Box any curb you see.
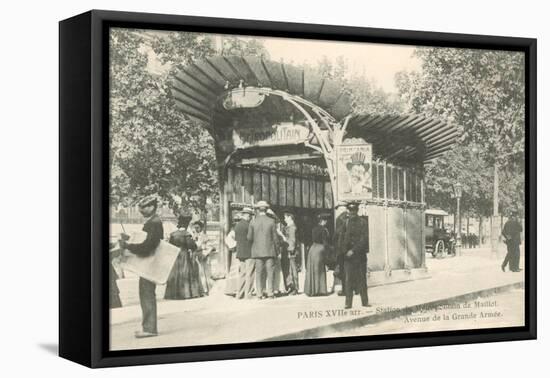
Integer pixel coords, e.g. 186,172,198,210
260,281,524,341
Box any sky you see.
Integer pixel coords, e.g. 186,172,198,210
261,37,421,94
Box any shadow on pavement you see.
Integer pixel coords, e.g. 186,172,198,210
38,343,58,355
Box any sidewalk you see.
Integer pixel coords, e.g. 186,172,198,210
110,247,525,350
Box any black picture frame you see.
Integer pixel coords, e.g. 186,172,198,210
59,9,537,368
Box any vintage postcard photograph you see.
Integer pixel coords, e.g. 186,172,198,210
108,28,526,351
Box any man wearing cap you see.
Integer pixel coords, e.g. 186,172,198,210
339,202,369,309
235,207,255,299
333,201,349,295
247,201,278,299
119,195,164,338
501,210,523,272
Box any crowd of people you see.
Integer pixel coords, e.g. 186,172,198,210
221,200,370,310
112,195,216,338
461,233,480,249
111,195,372,338
223,201,331,299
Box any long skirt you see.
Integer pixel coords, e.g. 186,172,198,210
304,243,328,296
164,250,206,299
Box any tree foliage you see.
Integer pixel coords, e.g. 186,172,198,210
316,55,404,114
396,47,525,215
424,145,493,217
109,30,271,217
396,48,525,164
110,29,217,215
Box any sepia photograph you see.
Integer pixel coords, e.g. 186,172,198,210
107,27,526,352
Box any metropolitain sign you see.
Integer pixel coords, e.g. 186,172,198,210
232,123,310,149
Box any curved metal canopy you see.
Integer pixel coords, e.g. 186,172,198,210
171,55,457,163
346,113,458,162
171,55,352,124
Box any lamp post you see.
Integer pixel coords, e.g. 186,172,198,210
454,183,463,256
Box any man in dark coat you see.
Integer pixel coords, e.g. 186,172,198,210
339,202,369,309
119,195,164,338
501,210,523,272
247,201,278,299
235,207,255,299
333,202,349,295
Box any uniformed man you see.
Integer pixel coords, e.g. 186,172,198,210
501,209,523,272
333,201,349,295
339,202,369,309
119,195,164,338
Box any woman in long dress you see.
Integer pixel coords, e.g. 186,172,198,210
192,220,213,294
164,216,205,299
304,214,329,296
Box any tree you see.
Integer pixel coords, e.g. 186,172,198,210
220,36,270,58
109,29,218,216
396,48,524,162
424,145,493,217
316,55,404,115
396,47,525,216
109,30,272,219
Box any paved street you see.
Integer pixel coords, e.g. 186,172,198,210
110,246,525,351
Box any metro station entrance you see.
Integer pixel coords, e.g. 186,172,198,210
172,55,457,286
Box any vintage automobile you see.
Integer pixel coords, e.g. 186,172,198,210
425,209,456,257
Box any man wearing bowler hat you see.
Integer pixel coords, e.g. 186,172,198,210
247,200,278,299
119,195,164,338
339,202,370,309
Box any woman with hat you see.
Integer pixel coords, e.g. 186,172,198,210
304,214,330,296
191,219,213,294
164,215,205,300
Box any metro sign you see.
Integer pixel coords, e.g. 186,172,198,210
232,123,310,149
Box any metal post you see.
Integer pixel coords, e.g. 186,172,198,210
491,162,500,258
384,161,390,276
403,170,409,269
456,195,462,256
453,183,463,257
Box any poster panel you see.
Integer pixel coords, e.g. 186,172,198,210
336,144,373,202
